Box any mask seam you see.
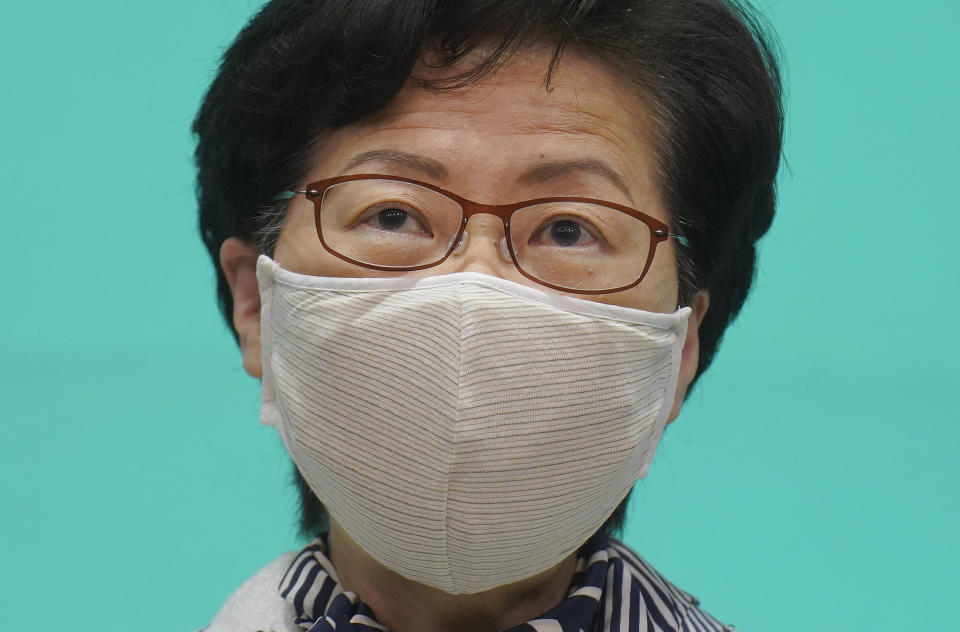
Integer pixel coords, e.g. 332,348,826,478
439,282,463,591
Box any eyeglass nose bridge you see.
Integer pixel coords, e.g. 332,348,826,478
444,191,561,274
447,200,519,263
447,197,528,267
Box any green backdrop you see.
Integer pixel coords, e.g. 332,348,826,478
1,1,957,629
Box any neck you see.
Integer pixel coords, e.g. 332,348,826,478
327,520,578,632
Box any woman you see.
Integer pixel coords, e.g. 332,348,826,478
194,1,782,630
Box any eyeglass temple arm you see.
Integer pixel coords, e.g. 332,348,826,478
278,189,307,200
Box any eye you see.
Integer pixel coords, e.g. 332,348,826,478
358,202,432,237
374,207,410,231
548,220,584,247
529,216,601,249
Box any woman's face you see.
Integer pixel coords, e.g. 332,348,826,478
224,46,705,421
274,47,680,314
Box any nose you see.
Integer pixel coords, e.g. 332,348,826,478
441,213,520,280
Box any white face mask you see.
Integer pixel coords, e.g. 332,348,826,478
256,255,690,594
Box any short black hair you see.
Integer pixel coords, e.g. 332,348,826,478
194,0,783,538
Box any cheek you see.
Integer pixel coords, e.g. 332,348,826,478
275,203,393,279
593,246,679,313
645,249,681,310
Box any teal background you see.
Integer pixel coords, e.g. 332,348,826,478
1,1,957,629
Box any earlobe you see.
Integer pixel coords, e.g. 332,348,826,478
220,237,263,379
666,291,709,425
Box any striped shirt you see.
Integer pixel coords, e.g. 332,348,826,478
277,534,733,632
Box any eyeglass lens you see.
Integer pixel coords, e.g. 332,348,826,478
318,179,652,292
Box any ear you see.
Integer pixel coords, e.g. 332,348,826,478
666,291,709,425
220,237,263,379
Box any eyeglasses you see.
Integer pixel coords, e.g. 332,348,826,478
283,174,686,294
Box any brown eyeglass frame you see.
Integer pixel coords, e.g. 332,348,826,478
287,173,679,294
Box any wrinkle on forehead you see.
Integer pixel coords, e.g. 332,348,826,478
355,78,655,167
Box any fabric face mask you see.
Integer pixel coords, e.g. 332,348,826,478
256,255,690,595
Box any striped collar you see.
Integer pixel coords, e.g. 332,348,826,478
278,534,732,632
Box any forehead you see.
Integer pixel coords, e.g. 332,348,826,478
389,47,651,137
309,47,662,211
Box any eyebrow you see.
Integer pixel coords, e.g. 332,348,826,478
517,159,633,202
342,149,448,180
341,150,632,201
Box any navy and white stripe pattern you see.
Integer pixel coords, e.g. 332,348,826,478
278,535,732,632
